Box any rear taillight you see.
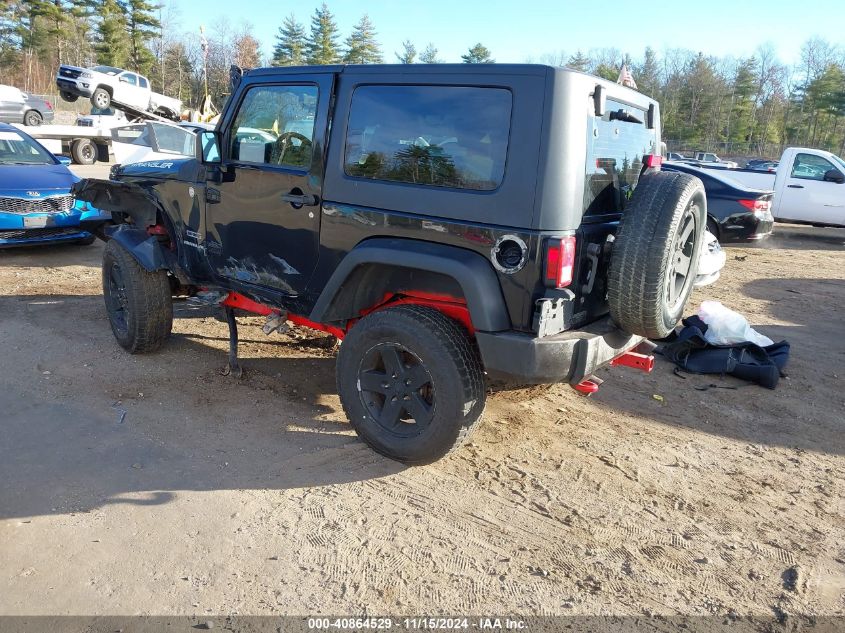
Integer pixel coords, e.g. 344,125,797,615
644,154,662,168
45,101,53,110
545,236,577,288
739,198,771,216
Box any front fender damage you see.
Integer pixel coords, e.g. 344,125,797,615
72,178,159,228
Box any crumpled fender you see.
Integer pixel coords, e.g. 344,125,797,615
72,179,159,228
105,224,170,272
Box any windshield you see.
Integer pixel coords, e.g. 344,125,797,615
90,106,116,116
0,129,56,165
92,65,121,75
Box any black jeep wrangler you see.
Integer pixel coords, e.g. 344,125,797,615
75,64,706,464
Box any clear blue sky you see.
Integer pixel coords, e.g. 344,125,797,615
170,0,844,66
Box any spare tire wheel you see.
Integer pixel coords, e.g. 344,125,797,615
607,171,706,339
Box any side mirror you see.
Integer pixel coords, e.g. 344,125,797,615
823,168,845,184
55,155,72,166
196,130,221,164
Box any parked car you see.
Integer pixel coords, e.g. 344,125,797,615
690,147,845,227
0,123,106,247
663,161,774,241
0,84,55,126
56,64,181,120
745,158,779,171
667,151,687,161
76,106,128,128
693,151,739,168
75,64,710,464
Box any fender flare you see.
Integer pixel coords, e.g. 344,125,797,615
105,225,170,272
309,238,511,333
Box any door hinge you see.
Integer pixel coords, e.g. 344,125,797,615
206,187,221,204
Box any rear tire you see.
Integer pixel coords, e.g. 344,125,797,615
91,87,111,110
102,239,173,353
71,138,96,165
607,171,706,339
24,110,43,126
336,305,486,465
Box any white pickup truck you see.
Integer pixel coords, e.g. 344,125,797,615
56,65,181,121
692,151,739,168
693,147,845,227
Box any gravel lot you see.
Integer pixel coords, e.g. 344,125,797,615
1,164,843,627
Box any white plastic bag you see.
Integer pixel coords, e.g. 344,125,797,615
697,301,774,347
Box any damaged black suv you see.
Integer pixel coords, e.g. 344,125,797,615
75,64,706,464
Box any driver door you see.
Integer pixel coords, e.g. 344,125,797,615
778,152,845,225
205,75,332,297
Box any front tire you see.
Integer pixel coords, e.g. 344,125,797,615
71,138,96,165
337,305,486,465
91,87,111,110
607,171,706,339
102,240,173,353
60,91,78,103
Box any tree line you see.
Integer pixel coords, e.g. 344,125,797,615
1,1,843,158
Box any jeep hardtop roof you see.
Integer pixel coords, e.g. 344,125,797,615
233,64,659,232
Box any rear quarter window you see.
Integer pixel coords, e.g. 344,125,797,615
584,98,657,216
344,85,512,191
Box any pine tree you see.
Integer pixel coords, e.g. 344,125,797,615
419,43,440,64
306,2,340,65
395,40,415,64
122,0,159,74
566,50,590,72
636,47,661,98
343,14,381,64
272,14,306,66
95,0,130,68
461,43,493,64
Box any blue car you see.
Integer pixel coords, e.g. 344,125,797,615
0,122,106,247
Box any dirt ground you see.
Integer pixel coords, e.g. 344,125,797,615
1,190,843,626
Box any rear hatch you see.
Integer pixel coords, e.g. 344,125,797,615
572,95,660,327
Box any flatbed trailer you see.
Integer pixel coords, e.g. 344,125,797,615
13,98,178,165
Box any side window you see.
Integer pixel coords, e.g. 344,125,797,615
344,85,512,191
791,153,835,181
149,123,193,155
120,73,138,86
139,77,148,89
228,84,318,168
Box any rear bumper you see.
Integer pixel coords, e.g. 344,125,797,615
476,316,645,385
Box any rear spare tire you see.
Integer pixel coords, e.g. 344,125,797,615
336,305,486,465
102,239,173,353
607,171,706,339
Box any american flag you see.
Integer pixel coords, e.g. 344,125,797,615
617,64,637,89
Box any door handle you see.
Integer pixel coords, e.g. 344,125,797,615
787,184,804,188
281,192,319,207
